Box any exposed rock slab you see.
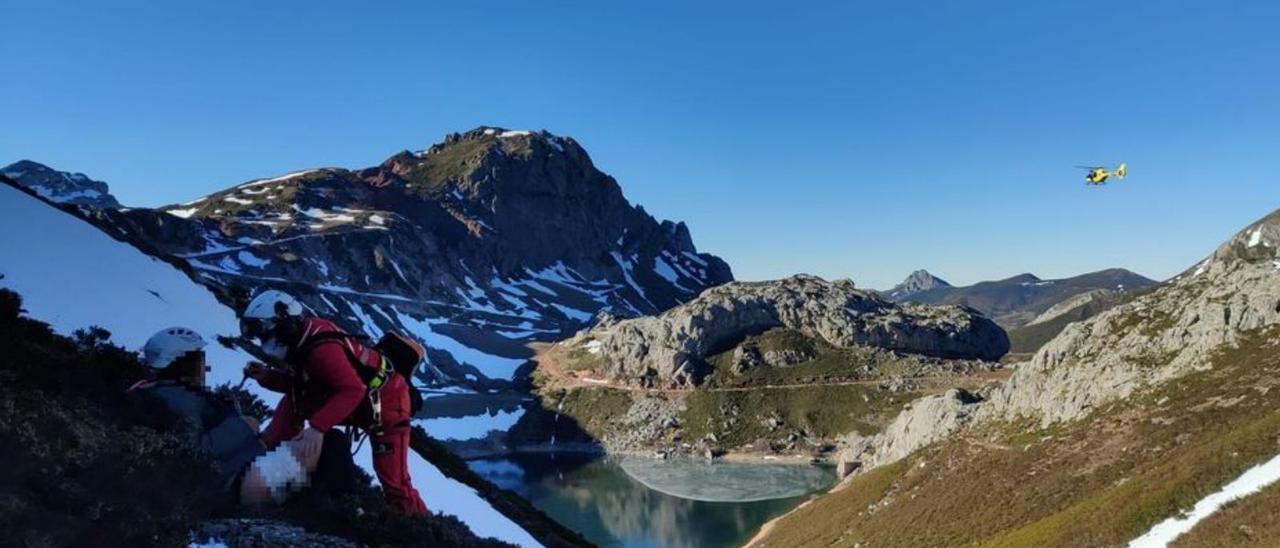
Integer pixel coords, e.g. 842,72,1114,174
579,274,1009,385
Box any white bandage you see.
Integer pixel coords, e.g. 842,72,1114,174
253,446,307,503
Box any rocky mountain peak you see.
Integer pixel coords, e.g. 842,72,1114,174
887,269,950,298
47,127,732,388
1,160,121,208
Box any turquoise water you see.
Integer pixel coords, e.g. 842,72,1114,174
467,453,835,548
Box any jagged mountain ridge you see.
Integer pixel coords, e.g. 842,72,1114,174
887,267,1158,328
3,127,732,388
2,159,121,208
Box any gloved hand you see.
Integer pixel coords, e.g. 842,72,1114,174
244,361,270,382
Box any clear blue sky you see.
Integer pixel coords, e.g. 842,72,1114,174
3,1,1278,289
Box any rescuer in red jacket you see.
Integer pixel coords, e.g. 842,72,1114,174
240,290,426,515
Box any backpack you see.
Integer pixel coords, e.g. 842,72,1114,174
374,332,427,416
297,329,427,417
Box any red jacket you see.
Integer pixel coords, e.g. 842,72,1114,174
258,318,374,437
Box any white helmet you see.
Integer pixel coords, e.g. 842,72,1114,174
142,327,207,370
241,289,305,340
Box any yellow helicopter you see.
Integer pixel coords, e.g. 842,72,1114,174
1077,163,1126,185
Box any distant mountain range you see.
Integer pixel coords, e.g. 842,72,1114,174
2,127,732,389
883,268,1158,329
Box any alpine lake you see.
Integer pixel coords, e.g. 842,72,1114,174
466,452,836,548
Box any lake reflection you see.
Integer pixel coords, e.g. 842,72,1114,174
467,453,835,548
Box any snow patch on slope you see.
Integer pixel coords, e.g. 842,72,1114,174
0,184,271,402
1130,451,1280,546
392,308,528,379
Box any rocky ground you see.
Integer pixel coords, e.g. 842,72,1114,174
191,520,362,548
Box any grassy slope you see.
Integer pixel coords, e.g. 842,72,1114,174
757,325,1280,547
403,139,492,192
1174,482,1280,546
681,385,906,447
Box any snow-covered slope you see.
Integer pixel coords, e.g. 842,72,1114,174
0,183,540,547
0,183,255,391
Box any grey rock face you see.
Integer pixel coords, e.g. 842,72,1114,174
837,388,982,476
2,160,121,208
886,269,951,299
579,274,1009,385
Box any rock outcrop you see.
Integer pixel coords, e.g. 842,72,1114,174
836,388,983,477
579,274,1009,385
2,159,121,208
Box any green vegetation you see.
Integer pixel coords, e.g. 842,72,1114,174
0,302,220,547
0,288,533,547
758,325,1280,547
560,344,609,374
681,384,908,448
553,387,637,439
753,328,817,355
1174,481,1280,546
405,139,492,191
